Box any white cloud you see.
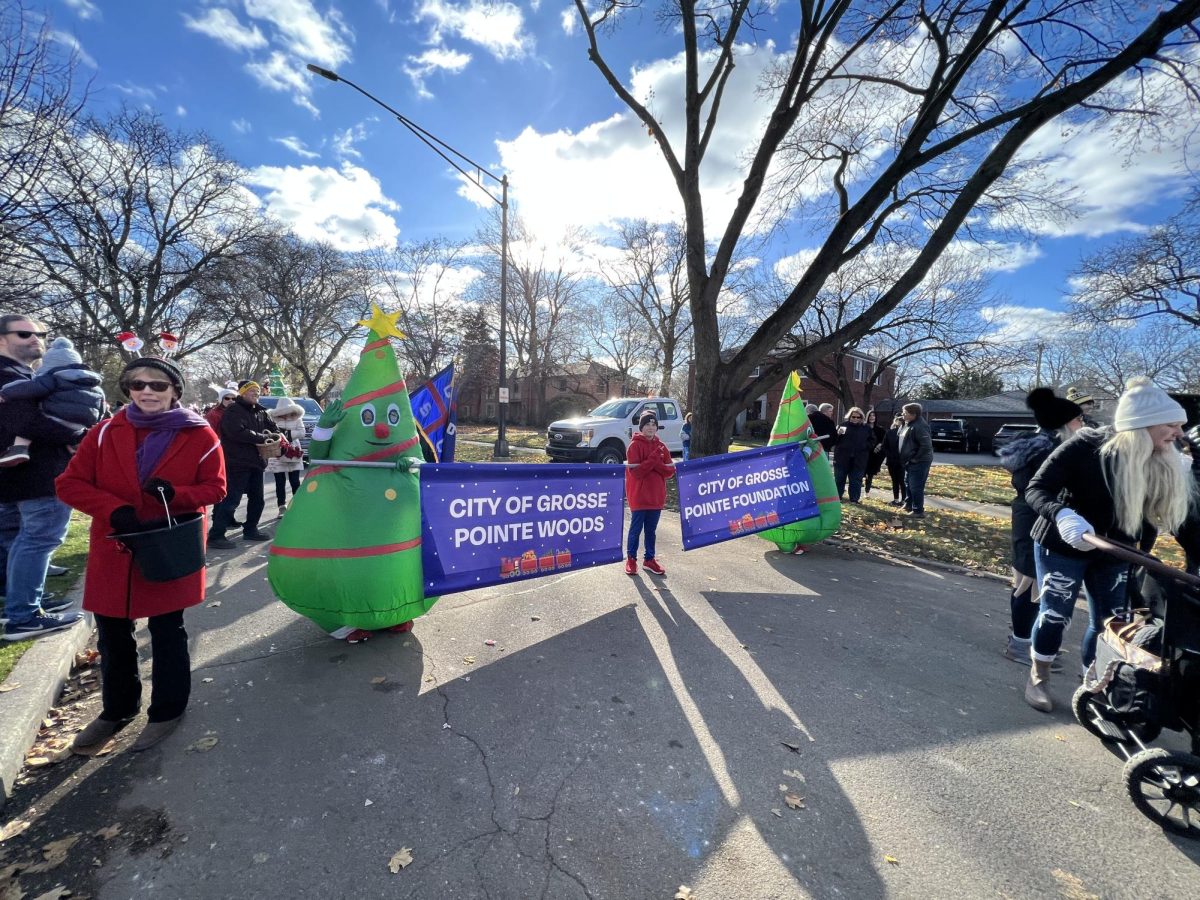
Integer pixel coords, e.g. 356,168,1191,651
484,44,777,236
183,7,268,52
48,30,95,67
559,7,576,35
272,135,320,159
112,82,156,101
331,120,372,160
246,51,319,116
404,46,472,98
244,0,352,66
176,105,187,117
979,304,1070,344
232,118,253,134
945,240,1043,274
62,0,100,20
414,0,532,60
243,162,400,251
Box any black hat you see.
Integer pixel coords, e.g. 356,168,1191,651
1026,388,1082,430
120,356,184,394
638,409,659,428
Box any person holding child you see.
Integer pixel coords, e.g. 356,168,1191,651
0,336,104,467
625,409,675,577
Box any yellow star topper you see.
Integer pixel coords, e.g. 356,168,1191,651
358,303,406,341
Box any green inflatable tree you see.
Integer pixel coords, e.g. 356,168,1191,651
758,371,842,552
267,363,288,397
267,305,437,632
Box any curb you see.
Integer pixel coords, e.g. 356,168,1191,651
0,581,92,811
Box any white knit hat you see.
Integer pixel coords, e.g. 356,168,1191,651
1113,377,1186,432
268,396,305,419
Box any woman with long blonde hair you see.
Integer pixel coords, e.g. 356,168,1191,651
1022,378,1195,713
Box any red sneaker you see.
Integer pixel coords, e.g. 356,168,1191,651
386,620,414,634
345,629,372,644
624,557,638,576
643,558,667,576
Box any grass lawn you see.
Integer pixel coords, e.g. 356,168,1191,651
926,464,1013,506
0,511,91,685
456,424,545,450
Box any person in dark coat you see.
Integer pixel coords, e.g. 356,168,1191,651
1179,425,1200,575
1022,377,1193,713
998,388,1083,667
57,356,226,751
833,406,872,502
209,379,278,548
805,403,837,454
898,403,933,517
882,416,906,506
862,409,887,496
0,315,85,640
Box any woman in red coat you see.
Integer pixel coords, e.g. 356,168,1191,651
57,357,225,752
625,410,675,576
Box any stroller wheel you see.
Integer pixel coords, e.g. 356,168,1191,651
1122,748,1200,837
1071,685,1119,743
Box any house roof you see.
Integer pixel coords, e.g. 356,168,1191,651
901,392,1035,418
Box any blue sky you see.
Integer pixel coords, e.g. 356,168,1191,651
46,0,1198,341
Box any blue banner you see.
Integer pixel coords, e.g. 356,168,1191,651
676,443,819,550
420,462,626,596
410,364,457,462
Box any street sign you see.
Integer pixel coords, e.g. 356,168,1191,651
498,387,509,403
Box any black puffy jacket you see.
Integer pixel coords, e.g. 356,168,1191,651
218,397,279,473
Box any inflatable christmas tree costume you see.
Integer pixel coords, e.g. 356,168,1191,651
759,371,842,552
268,305,437,632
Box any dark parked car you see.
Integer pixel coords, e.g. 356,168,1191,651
991,423,1038,455
929,419,968,452
257,395,323,459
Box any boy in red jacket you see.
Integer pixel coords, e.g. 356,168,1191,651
625,410,675,576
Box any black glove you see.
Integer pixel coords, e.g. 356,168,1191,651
144,477,175,503
109,506,141,534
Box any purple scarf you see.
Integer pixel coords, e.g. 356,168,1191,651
124,404,209,485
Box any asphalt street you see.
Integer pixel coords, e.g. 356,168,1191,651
2,513,1197,899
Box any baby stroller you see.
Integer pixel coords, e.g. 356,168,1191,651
1071,534,1200,836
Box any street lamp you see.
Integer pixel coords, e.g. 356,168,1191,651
305,64,511,459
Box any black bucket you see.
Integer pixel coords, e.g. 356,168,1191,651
110,512,206,582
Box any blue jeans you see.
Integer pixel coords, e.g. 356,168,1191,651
834,460,866,502
211,468,265,537
1030,542,1129,665
0,496,72,626
904,461,931,513
682,444,690,461
627,509,661,560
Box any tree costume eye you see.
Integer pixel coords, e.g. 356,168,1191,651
387,403,401,425
361,405,376,426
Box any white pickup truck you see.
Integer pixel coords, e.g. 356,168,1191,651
544,397,686,464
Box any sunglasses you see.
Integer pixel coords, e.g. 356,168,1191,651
849,415,863,420
128,379,173,393
1,329,47,339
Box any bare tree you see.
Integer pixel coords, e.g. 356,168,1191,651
597,220,693,395
1054,319,1199,395
472,212,591,425
228,230,372,401
581,295,654,395
1069,191,1200,330
0,0,86,298
572,0,1200,455
366,237,469,383
185,340,275,402
12,107,261,359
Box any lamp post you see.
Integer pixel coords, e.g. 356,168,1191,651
305,64,510,459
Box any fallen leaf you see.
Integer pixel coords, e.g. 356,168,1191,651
675,887,694,900
364,800,373,807
388,847,413,873
423,676,434,683
40,835,81,869
201,677,214,684
884,854,900,866
73,649,98,667
1055,734,1067,742
188,736,219,752
530,615,541,621
0,683,19,693
778,784,788,792
780,741,801,753
770,808,782,817
370,676,387,685
484,639,496,646
206,601,221,608
462,656,476,665
782,769,804,781
252,853,269,864
784,793,805,810
0,819,30,842
94,824,122,840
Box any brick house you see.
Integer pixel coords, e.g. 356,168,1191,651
457,361,647,426
687,347,898,435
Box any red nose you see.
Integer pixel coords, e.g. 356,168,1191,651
374,423,390,439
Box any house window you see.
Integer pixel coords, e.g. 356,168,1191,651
556,378,567,391
750,366,761,378
854,359,872,383
485,402,496,419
